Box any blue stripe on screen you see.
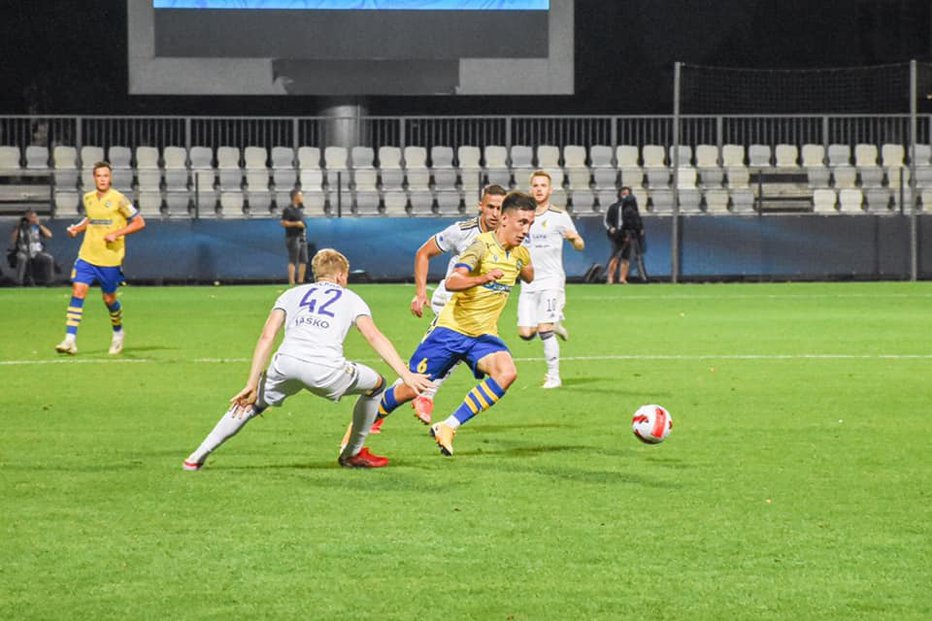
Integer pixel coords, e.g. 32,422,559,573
154,1,548,10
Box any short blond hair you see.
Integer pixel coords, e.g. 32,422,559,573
529,169,551,184
311,248,350,281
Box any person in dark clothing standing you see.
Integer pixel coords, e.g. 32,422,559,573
603,186,646,284
280,189,308,285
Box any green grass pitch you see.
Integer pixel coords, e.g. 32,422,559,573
1,281,930,620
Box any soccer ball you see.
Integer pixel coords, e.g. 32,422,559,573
632,404,672,444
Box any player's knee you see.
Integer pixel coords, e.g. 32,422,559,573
539,330,555,341
518,327,537,340
365,375,387,398
492,366,517,389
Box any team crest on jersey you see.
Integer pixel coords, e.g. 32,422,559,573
105,201,113,209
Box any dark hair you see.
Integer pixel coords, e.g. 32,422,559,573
92,161,112,174
618,186,632,199
482,184,507,198
289,188,302,202
501,191,537,213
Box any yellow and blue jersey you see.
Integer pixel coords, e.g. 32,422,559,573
79,188,138,267
436,231,531,337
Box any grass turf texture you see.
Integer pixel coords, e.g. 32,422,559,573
1,282,930,620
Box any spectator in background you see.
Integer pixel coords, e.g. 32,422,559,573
603,186,646,284
280,189,308,285
10,209,54,286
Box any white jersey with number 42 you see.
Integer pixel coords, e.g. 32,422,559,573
272,281,371,369
521,207,579,292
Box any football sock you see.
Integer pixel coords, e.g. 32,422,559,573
186,403,264,464
342,394,380,458
65,296,84,336
377,380,404,418
107,300,123,332
540,330,560,377
447,377,506,429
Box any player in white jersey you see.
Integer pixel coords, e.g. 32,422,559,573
517,170,586,389
403,185,506,424
183,249,432,470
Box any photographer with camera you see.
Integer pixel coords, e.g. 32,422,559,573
8,209,55,286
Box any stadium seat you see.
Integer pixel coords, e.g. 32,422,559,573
911,145,932,189
350,146,377,194
812,188,838,213
616,145,643,189
408,189,434,214
676,168,702,213
562,145,587,169
324,146,350,191
193,187,219,217
163,146,189,191
135,146,161,192
0,146,21,172
828,143,856,189
550,187,568,209
510,145,535,187
641,144,666,168
647,188,674,212
802,144,829,187
52,145,79,190
383,190,409,216
921,188,932,211
642,145,667,189
53,191,81,217
189,146,216,191
216,146,242,191
537,145,561,171
271,146,297,192
136,191,164,217
352,190,381,216
703,188,730,214
854,144,883,187
827,144,852,167
570,188,596,212
25,145,50,170
722,144,749,188
729,188,756,213
457,146,482,192
484,145,510,187
669,145,693,169
219,191,245,217
590,145,617,190
302,191,328,215
435,190,463,214
864,187,892,213
297,146,324,193
430,146,458,191
774,144,800,169
594,188,618,211
378,146,405,190
243,147,271,212
695,144,724,188
748,144,772,168
403,146,431,192
164,191,191,217
107,145,134,186
838,188,864,213
881,144,905,189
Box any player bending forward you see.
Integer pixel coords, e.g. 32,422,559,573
183,249,431,470
376,191,535,456
402,184,505,427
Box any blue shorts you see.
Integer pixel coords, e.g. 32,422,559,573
409,326,510,381
71,258,124,294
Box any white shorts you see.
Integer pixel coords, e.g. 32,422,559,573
517,289,565,328
258,353,383,407
430,286,453,316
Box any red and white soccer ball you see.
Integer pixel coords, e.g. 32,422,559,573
632,404,672,444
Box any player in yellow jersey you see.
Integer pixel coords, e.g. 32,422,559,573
55,162,146,355
374,191,536,456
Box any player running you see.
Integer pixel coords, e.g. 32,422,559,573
517,170,585,389
403,184,506,426
375,191,535,456
183,249,432,470
55,161,146,355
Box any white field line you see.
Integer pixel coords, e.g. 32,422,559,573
573,292,932,301
3,353,932,367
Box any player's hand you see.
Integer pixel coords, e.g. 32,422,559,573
230,385,258,417
484,269,504,283
401,371,434,396
66,226,78,238
104,233,119,243
410,293,429,318
608,227,616,235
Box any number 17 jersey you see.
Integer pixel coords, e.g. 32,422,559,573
272,281,371,369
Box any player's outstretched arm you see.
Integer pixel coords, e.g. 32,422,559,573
410,237,444,318
230,309,285,414
564,230,585,251
355,315,432,394
66,218,88,238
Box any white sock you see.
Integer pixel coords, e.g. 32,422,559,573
186,404,260,464
421,360,460,400
443,415,462,431
542,332,560,377
342,394,379,458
